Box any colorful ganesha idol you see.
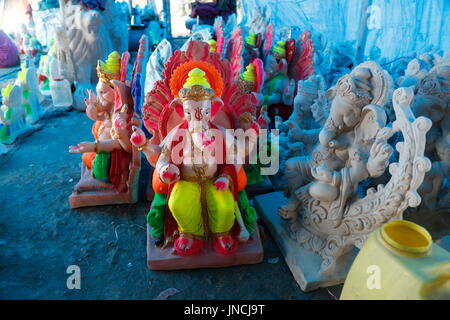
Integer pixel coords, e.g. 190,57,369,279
243,33,261,66
239,58,272,185
131,41,264,269
261,31,315,127
68,51,140,208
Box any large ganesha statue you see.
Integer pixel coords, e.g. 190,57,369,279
278,61,432,275
130,41,264,269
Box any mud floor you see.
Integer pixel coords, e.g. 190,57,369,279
0,110,344,300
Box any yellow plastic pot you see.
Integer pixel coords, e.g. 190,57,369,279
340,220,450,300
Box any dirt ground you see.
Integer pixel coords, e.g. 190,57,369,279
0,109,344,300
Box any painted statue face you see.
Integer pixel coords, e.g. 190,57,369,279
183,99,212,132
96,81,115,110
264,55,288,80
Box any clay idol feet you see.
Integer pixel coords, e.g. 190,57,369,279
174,233,204,256
174,233,238,256
213,233,238,255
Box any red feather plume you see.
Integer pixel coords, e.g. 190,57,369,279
263,24,274,58
120,51,130,83
230,27,243,81
214,17,225,56
291,30,314,81
252,58,264,93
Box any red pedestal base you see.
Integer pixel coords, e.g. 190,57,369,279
147,223,264,270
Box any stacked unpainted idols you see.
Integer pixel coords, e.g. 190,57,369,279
276,75,328,185
398,52,450,214
254,60,436,292
314,40,357,87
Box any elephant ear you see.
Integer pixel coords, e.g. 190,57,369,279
169,98,184,118
211,98,224,120
110,80,133,114
354,104,387,145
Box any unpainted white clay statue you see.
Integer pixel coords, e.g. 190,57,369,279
0,84,32,144
103,0,129,54
180,28,213,52
55,0,121,111
276,76,328,184
286,75,326,131
144,39,172,96
278,61,432,274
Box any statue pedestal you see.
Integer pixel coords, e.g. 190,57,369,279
254,191,357,292
147,223,264,270
69,162,140,209
69,187,139,209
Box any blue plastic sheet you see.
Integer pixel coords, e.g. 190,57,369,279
241,0,450,60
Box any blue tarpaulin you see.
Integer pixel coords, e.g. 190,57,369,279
240,0,450,60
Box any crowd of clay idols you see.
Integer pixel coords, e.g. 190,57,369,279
1,4,448,297
63,19,449,268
